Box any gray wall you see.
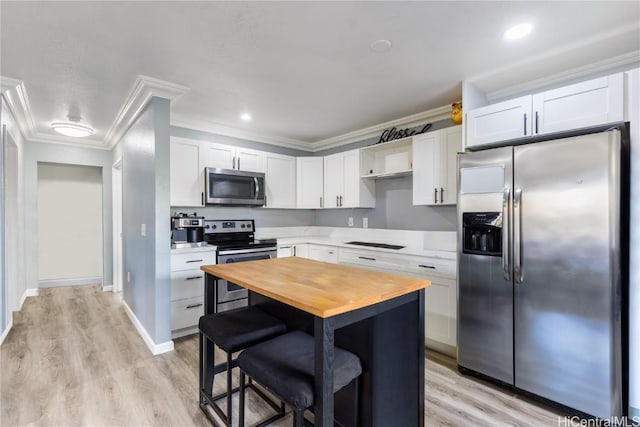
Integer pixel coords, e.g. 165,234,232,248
119,97,171,345
314,118,458,231
0,112,5,334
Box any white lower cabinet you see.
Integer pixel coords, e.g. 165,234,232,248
337,247,457,355
277,243,309,258
307,244,338,263
170,248,216,338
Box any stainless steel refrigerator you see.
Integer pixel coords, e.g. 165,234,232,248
457,125,628,419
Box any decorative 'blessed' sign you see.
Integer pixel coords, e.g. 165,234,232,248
377,123,432,144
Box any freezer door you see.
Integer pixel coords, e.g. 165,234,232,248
513,131,623,418
457,146,514,384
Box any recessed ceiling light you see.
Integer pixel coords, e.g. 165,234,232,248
240,113,252,121
504,23,533,40
370,39,392,53
51,122,94,138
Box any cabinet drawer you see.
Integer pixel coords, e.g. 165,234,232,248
405,256,456,280
171,251,216,271
171,269,205,301
338,249,405,272
171,296,204,331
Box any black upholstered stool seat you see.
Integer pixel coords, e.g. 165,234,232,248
198,306,287,427
199,305,286,353
238,331,362,426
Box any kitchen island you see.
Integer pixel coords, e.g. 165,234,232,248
201,257,430,427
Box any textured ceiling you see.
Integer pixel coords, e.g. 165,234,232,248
1,1,639,147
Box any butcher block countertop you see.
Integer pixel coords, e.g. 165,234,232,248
201,256,431,318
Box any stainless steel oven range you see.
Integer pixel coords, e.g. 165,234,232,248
204,219,277,312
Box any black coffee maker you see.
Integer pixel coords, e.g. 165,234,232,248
171,212,206,248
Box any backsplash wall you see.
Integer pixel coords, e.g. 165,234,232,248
171,207,315,228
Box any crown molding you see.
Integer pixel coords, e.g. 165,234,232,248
486,50,640,102
310,105,452,152
0,76,38,137
170,115,313,152
105,75,190,149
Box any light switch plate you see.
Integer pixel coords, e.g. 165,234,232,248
141,223,146,237
348,217,354,227
363,217,368,228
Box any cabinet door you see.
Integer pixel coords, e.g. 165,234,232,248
265,153,296,208
323,153,343,208
412,132,440,205
237,147,265,172
200,142,234,169
296,157,324,208
532,73,623,135
293,243,309,258
308,244,337,263
170,140,204,207
341,149,361,208
466,95,532,148
424,277,457,348
440,126,462,205
277,245,293,258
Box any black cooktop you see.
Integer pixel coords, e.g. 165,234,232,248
345,241,405,250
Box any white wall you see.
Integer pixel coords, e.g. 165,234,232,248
37,163,103,282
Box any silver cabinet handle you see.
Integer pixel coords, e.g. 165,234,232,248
339,195,343,207
238,157,240,170
336,195,339,207
535,111,539,134
328,251,334,255
279,245,291,249
502,187,511,281
232,156,236,169
185,259,203,263
418,264,435,269
186,303,203,309
440,188,444,203
434,188,437,204
185,275,203,281
523,114,527,136
293,246,297,256
358,256,376,261
201,192,204,206
514,188,523,283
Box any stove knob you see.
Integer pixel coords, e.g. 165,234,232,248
241,224,245,229
205,225,210,229
212,225,217,229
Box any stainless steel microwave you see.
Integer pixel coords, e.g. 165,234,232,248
204,167,265,206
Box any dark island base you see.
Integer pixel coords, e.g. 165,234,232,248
250,291,425,427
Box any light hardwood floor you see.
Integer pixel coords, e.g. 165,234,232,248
1,285,565,426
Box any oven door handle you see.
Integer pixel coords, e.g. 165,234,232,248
217,247,277,256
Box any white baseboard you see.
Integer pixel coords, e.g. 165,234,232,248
38,277,103,289
19,288,39,310
102,285,113,292
121,299,174,355
0,317,14,347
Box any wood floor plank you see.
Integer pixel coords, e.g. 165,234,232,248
1,285,567,426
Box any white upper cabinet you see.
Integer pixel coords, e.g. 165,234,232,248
532,73,623,135
264,152,296,208
323,149,375,209
465,73,624,149
465,95,532,149
170,138,204,207
413,126,462,206
200,141,264,172
296,157,324,209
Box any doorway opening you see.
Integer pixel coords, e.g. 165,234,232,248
112,158,123,295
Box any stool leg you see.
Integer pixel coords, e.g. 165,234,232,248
226,351,233,427
239,372,246,427
293,409,304,427
199,332,204,405
353,377,360,427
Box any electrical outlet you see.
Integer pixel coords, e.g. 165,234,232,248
127,272,131,283
363,217,368,228
141,223,146,237
348,217,354,227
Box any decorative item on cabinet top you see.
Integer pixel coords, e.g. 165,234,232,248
451,102,462,125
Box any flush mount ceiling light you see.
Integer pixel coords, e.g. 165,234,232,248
370,39,392,53
240,113,252,121
51,122,94,138
504,23,534,40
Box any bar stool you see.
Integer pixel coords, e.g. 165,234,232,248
199,306,287,426
237,331,362,427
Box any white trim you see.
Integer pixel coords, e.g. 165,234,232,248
112,158,123,294
171,115,312,152
121,299,175,355
38,277,103,289
486,50,640,103
19,288,38,311
309,105,452,151
0,316,13,347
102,285,113,292
105,75,190,149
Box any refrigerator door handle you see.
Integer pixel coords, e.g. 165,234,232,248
513,188,523,283
502,187,511,281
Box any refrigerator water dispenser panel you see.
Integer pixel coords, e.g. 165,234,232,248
462,212,503,256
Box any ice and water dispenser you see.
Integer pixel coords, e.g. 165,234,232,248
462,212,503,256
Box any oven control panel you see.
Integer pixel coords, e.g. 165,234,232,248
204,219,254,233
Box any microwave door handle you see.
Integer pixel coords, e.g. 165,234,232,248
502,187,511,281
254,177,259,200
